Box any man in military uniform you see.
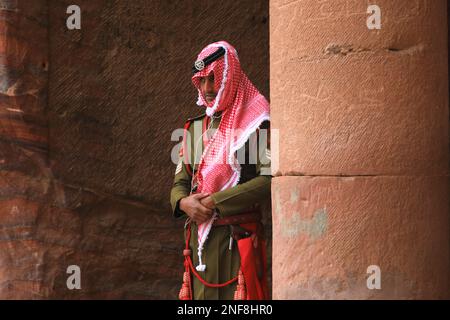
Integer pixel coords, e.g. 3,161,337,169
170,41,271,300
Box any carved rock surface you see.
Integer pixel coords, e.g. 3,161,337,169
0,0,270,299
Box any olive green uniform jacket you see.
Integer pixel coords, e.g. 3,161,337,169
170,112,271,300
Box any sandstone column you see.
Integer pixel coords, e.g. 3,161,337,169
270,0,449,299
0,1,50,298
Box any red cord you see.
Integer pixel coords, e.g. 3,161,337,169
185,222,238,288
183,121,193,176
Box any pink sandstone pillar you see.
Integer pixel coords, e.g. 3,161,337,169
270,0,449,299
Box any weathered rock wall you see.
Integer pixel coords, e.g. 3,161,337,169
0,0,270,299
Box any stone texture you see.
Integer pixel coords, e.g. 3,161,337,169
48,0,269,202
270,0,449,299
0,0,270,299
272,176,449,299
270,0,448,176
0,170,184,299
0,0,51,299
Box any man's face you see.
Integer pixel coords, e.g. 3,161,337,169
199,72,217,104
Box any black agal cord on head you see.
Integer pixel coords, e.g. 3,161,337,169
192,47,226,74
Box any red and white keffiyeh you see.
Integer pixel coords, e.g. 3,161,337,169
191,41,270,271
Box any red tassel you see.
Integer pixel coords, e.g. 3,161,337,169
179,270,192,300
179,249,193,300
233,269,247,300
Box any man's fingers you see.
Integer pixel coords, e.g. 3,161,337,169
201,198,214,210
193,205,213,218
192,192,209,199
199,205,213,216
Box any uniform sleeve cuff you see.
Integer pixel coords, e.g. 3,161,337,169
174,198,187,219
211,193,227,217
